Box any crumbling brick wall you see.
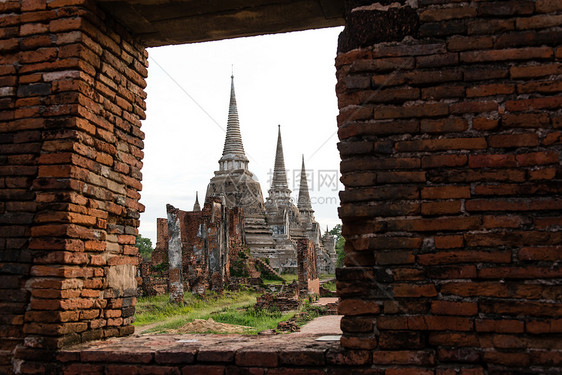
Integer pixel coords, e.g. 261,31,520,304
297,239,319,296
337,0,562,372
140,198,245,299
138,218,169,296
0,0,147,371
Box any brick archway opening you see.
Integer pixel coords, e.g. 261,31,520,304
2,0,561,373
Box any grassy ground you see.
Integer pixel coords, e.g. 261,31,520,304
263,273,337,292
262,273,297,285
134,291,299,334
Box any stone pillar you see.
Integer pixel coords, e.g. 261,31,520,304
0,0,147,371
336,0,562,372
166,205,184,304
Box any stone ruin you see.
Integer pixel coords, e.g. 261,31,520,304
206,76,337,275
138,195,323,301
139,75,338,300
138,197,245,300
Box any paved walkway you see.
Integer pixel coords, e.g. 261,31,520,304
299,315,342,335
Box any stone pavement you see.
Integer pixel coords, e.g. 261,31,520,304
299,315,343,335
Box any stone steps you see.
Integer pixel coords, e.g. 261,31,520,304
254,257,284,280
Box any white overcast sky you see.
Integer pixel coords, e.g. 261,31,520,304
139,27,344,245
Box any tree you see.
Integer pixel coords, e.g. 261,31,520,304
329,224,345,268
135,234,153,260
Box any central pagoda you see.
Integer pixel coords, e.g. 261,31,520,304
206,75,275,257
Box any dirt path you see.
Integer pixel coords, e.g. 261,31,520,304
134,321,162,335
298,315,342,335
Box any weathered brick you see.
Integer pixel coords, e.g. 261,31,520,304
235,350,278,367
488,133,539,148
447,35,493,51
434,235,464,249
468,18,514,35
338,299,380,315
477,1,534,16
378,331,425,349
431,301,478,316
420,118,467,133
517,14,562,30
421,186,470,199
466,83,515,97
374,103,449,119
460,47,553,63
420,7,477,22
506,96,562,112
449,100,498,114
182,365,225,375
475,319,524,333
421,201,462,215
519,246,562,261
416,53,459,68
518,79,562,95
469,154,517,168
397,138,486,152
483,351,530,367
536,0,562,12
350,57,415,72
421,84,466,100
338,120,419,138
372,350,435,365
393,284,437,298
418,250,511,265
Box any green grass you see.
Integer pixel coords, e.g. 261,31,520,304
322,280,337,292
262,273,298,285
281,273,298,283
134,290,327,335
134,291,303,334
134,291,258,331
211,307,295,334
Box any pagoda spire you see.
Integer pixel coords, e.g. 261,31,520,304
268,125,291,200
193,191,201,211
219,74,248,172
272,125,288,189
297,155,313,213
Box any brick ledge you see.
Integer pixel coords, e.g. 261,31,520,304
54,333,373,370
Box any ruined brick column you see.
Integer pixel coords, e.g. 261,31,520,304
0,0,147,371
336,0,562,372
297,239,320,296
166,204,184,303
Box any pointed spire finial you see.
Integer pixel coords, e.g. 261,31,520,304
219,74,248,171
271,125,289,191
193,191,201,211
298,155,313,213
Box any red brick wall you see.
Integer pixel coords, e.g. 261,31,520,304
0,0,147,371
336,0,562,372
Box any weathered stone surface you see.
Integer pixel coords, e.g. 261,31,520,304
338,7,419,53
97,0,345,46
